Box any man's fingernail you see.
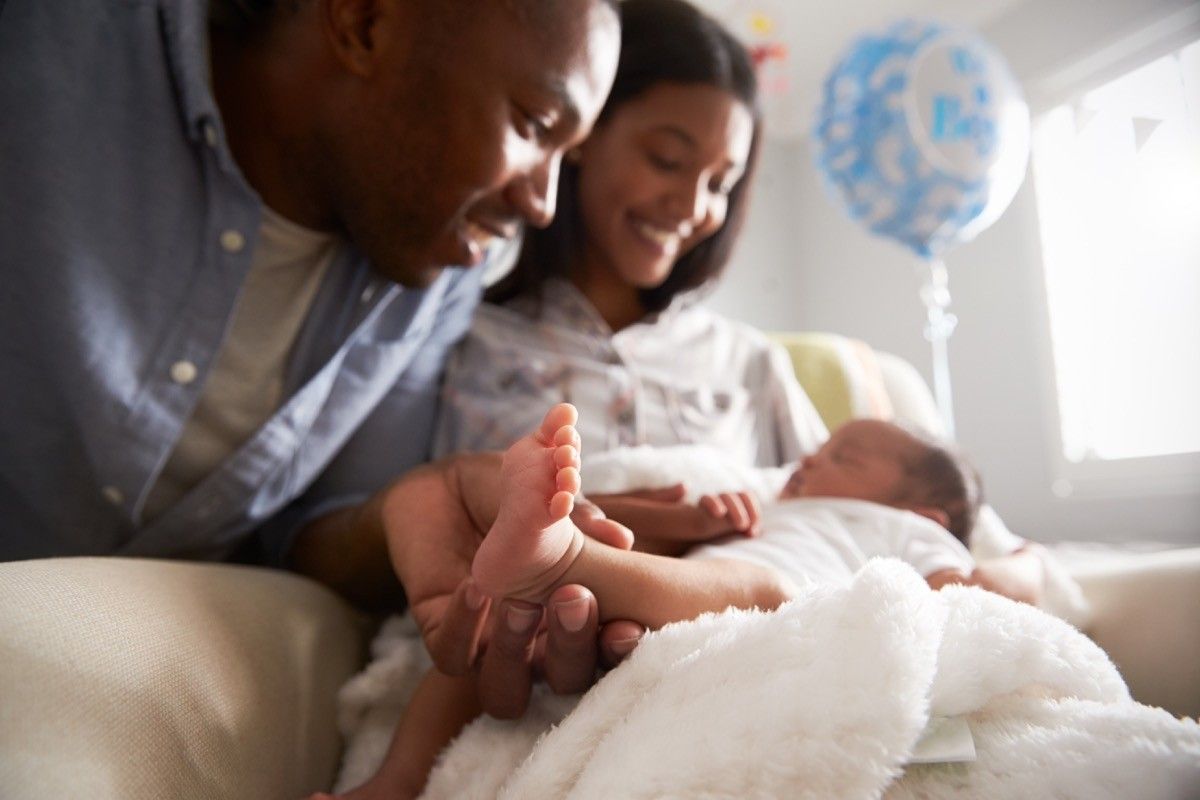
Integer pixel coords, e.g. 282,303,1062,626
464,580,486,610
554,597,590,632
610,636,641,656
505,605,541,634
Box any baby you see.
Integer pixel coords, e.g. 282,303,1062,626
322,405,982,799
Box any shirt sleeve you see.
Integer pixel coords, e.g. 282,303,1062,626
900,516,976,578
257,266,484,566
431,306,568,457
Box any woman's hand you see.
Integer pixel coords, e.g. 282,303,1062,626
590,486,761,557
696,491,761,538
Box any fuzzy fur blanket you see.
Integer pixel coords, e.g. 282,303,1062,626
335,560,1200,798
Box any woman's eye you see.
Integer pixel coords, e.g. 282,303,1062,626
710,176,738,195
649,153,683,172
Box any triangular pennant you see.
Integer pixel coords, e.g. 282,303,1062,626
1131,116,1164,151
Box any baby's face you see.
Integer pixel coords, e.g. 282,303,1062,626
779,419,919,504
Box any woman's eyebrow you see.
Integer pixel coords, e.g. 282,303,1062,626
654,126,745,173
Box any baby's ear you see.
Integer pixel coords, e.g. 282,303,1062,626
907,505,951,531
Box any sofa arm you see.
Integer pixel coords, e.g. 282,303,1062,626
1069,547,1200,721
0,557,370,800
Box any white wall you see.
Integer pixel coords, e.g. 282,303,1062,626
708,0,1200,545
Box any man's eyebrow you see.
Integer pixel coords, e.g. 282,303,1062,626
539,78,582,130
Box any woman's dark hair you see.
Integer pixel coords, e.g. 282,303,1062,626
488,0,762,313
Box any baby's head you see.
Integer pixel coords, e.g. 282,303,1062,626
780,419,982,543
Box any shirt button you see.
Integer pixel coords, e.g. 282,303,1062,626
360,284,376,304
202,121,219,148
101,486,124,506
220,229,246,253
170,360,198,385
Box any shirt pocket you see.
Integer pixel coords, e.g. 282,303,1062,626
665,385,750,446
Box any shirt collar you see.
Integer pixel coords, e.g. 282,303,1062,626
158,0,221,145
530,277,700,338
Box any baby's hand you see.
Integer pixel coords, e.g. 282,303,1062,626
696,491,761,538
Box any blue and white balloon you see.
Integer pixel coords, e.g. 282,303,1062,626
813,20,1030,259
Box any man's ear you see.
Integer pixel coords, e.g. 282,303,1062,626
320,0,395,78
906,505,951,531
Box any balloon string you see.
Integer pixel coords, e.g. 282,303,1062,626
918,258,957,437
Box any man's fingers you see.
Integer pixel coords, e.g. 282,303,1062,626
598,619,645,668
541,585,601,694
476,598,542,719
425,578,490,676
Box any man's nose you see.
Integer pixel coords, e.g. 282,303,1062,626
508,152,562,229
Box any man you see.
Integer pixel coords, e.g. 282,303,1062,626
0,0,635,715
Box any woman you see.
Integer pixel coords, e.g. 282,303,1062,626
432,0,1059,605
434,0,827,473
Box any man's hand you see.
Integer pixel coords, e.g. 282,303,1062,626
382,453,643,718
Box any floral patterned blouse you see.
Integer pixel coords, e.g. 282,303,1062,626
434,278,828,467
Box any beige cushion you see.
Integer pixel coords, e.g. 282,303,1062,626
1070,547,1200,720
0,557,368,799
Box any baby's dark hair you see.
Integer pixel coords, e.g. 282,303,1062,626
899,429,983,545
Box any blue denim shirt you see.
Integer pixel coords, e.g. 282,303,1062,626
0,0,483,560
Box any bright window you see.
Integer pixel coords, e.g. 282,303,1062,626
1031,39,1200,467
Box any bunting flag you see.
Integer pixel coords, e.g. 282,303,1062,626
1131,116,1164,152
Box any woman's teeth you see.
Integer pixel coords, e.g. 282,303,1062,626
633,220,681,250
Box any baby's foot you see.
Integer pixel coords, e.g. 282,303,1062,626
472,403,586,601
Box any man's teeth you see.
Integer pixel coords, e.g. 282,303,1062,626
633,221,683,248
463,221,496,244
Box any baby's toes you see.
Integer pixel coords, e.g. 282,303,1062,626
538,403,578,444
554,443,579,471
556,465,581,496
552,423,580,451
549,489,575,520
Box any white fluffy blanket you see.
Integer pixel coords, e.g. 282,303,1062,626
335,560,1200,798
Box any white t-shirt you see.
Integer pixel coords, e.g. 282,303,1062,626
435,278,827,467
688,497,974,588
143,207,339,520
